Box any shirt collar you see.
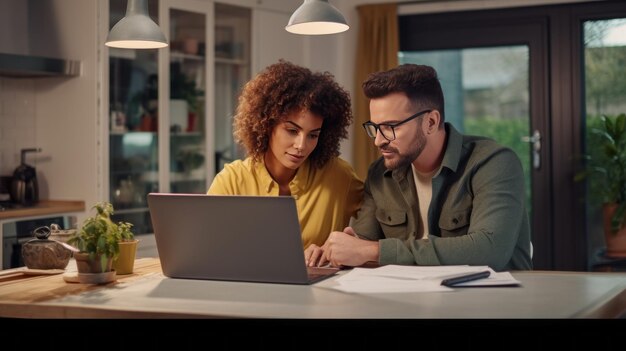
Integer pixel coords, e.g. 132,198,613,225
253,157,312,194
441,122,462,174
385,122,462,180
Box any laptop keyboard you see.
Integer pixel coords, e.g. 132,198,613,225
306,266,339,283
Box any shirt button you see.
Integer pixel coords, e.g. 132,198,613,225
452,218,458,224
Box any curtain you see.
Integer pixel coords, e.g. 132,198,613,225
353,3,399,180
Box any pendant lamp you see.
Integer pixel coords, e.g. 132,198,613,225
106,0,168,49
286,0,349,35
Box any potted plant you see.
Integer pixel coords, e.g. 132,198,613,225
171,62,204,115
170,62,204,133
176,147,205,174
575,113,626,257
113,221,139,275
67,202,135,281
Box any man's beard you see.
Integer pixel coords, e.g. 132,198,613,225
380,129,426,170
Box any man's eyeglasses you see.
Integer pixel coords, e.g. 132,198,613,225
362,109,432,141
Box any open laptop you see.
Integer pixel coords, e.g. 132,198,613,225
147,193,339,285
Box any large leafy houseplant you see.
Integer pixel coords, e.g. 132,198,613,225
575,113,626,233
68,202,134,272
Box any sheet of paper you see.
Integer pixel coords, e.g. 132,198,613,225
367,265,487,280
330,265,520,293
332,275,451,293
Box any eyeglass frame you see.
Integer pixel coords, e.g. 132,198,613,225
362,109,432,141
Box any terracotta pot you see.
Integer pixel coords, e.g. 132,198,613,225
113,239,139,275
602,203,626,258
74,252,113,274
182,38,199,55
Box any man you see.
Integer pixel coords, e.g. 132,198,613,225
305,64,532,271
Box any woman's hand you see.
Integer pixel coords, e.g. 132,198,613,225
304,243,328,267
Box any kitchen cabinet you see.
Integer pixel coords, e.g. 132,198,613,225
107,0,251,234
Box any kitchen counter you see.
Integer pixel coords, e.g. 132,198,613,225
0,200,85,220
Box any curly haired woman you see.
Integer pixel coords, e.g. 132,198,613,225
208,60,363,250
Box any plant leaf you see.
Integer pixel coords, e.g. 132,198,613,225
604,115,615,137
613,202,626,234
574,170,590,182
616,114,626,140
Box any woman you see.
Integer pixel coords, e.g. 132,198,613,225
208,60,363,249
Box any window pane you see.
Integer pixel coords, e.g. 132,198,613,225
583,18,626,265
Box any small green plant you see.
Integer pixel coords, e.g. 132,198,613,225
176,149,205,173
171,63,204,114
68,202,134,268
575,113,626,233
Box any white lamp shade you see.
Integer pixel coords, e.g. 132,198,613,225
106,0,168,49
286,0,349,35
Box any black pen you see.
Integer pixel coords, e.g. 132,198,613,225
440,270,491,287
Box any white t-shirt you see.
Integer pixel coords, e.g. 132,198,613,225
411,164,440,239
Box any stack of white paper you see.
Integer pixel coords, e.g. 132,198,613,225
330,265,520,293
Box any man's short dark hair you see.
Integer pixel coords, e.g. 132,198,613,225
362,64,445,122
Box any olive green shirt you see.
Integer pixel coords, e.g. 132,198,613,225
352,123,532,271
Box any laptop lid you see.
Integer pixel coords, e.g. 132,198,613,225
147,193,335,285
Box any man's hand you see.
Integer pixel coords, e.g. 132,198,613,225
321,227,379,267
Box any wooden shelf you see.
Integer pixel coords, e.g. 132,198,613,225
0,200,86,220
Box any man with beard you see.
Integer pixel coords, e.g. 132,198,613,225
305,64,532,271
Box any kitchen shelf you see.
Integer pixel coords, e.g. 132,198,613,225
0,200,85,220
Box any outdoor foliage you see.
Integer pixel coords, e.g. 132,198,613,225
576,114,626,233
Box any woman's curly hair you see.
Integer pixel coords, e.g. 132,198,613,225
233,60,352,169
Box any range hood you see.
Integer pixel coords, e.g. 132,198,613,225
0,53,81,78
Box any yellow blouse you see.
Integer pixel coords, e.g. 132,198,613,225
208,157,363,249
